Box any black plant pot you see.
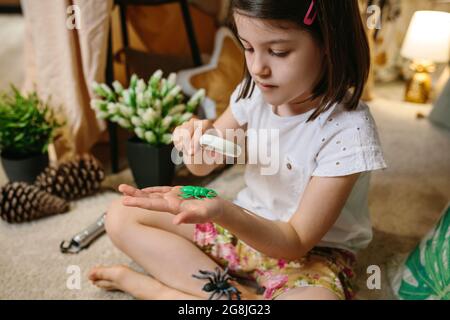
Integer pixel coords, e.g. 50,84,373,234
126,137,175,189
1,152,49,184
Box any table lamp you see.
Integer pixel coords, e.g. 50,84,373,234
400,11,450,104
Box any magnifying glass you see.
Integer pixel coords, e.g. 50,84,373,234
199,133,242,158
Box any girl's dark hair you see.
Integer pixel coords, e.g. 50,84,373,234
230,0,370,122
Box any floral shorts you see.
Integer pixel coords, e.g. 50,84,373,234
193,222,356,300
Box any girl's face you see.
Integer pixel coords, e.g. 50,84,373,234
234,12,324,108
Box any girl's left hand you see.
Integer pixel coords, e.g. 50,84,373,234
118,184,224,225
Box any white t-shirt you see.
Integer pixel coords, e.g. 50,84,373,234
229,83,388,252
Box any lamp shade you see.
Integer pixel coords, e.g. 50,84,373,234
401,11,450,63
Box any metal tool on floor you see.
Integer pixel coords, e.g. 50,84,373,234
60,213,106,254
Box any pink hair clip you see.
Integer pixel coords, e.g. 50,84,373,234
304,0,318,26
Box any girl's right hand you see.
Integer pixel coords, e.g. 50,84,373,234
173,118,217,158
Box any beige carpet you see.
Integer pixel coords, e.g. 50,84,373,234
1,15,449,300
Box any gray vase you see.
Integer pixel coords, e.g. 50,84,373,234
1,152,49,184
126,137,175,189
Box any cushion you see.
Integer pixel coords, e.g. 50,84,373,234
177,27,245,119
390,202,450,300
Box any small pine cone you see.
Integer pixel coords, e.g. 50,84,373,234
0,182,69,223
35,153,105,201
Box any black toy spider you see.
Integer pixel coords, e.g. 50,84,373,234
192,267,241,300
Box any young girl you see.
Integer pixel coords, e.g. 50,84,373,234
89,0,387,300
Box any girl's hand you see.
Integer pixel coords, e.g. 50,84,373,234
118,184,224,225
173,118,211,155
172,117,221,161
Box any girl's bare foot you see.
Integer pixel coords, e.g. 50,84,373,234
88,264,262,300
88,265,163,299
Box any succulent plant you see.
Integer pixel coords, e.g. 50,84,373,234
0,85,64,158
90,70,205,146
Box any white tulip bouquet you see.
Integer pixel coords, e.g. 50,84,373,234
90,70,205,146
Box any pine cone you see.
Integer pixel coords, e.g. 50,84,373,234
0,182,70,223
35,154,105,201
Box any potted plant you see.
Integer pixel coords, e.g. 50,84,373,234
91,70,205,188
0,86,64,183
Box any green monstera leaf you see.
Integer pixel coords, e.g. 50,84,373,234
397,204,450,300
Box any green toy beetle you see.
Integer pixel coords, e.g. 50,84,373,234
179,186,218,200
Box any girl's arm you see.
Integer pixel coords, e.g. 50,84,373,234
214,173,360,261
119,168,360,261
